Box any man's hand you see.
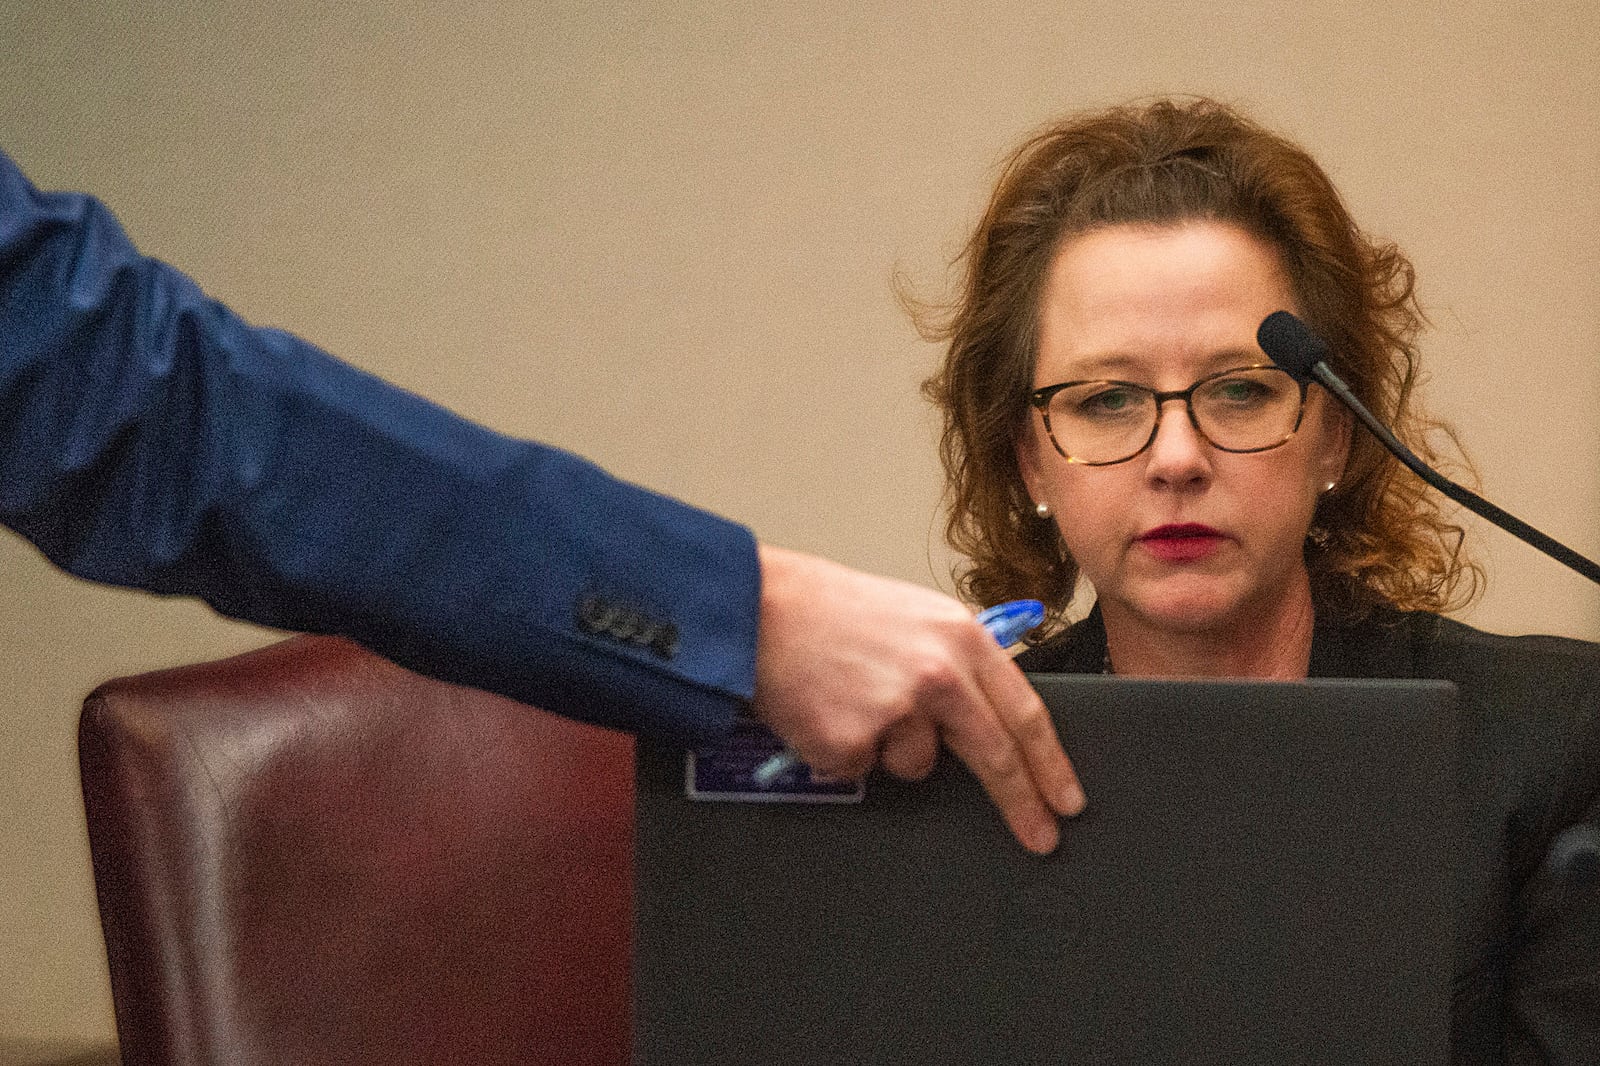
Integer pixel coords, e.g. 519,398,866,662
751,544,1085,854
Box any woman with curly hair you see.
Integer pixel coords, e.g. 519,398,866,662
923,97,1599,1062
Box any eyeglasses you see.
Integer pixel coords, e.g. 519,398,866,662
1028,365,1309,466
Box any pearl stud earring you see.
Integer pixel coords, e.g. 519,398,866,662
1035,501,1053,519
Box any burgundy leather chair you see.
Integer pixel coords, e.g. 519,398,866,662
78,636,634,1066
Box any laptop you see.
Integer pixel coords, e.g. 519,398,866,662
634,675,1458,1065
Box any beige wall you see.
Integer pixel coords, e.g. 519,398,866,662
2,0,1597,1046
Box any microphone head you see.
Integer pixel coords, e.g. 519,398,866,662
1256,311,1329,382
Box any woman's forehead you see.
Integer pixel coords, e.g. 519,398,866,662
1034,221,1296,384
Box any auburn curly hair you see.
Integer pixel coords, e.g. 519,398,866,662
917,97,1480,637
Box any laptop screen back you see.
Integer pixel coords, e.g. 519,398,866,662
635,675,1458,1066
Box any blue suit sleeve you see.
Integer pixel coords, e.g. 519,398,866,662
0,148,758,744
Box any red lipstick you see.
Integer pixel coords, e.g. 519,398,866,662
1137,523,1225,562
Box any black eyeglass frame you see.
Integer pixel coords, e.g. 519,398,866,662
1027,364,1310,466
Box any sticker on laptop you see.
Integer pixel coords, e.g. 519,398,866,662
686,713,864,803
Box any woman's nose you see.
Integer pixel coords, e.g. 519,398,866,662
1143,399,1212,485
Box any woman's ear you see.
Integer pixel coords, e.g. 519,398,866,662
1015,422,1047,509
1317,402,1353,488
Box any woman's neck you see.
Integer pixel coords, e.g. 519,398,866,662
1099,579,1317,680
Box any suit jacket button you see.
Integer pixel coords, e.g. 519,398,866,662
649,623,679,659
576,596,613,634
611,608,644,642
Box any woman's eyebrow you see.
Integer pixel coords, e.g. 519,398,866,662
1052,346,1265,381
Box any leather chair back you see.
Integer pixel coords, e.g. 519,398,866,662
79,636,633,1066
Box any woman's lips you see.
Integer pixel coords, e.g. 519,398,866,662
1136,523,1225,562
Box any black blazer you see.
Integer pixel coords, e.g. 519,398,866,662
1018,607,1600,1066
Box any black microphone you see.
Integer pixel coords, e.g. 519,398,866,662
1256,311,1600,587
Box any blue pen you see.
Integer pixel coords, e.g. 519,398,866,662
974,598,1048,650
751,598,1047,788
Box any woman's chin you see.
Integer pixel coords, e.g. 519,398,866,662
1108,579,1249,637
1106,567,1311,641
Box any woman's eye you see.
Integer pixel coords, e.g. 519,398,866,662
1211,378,1268,404
1079,387,1140,415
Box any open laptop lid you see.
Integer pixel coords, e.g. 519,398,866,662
635,675,1458,1066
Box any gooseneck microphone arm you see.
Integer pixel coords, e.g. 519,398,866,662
1258,311,1600,888
1256,311,1600,587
